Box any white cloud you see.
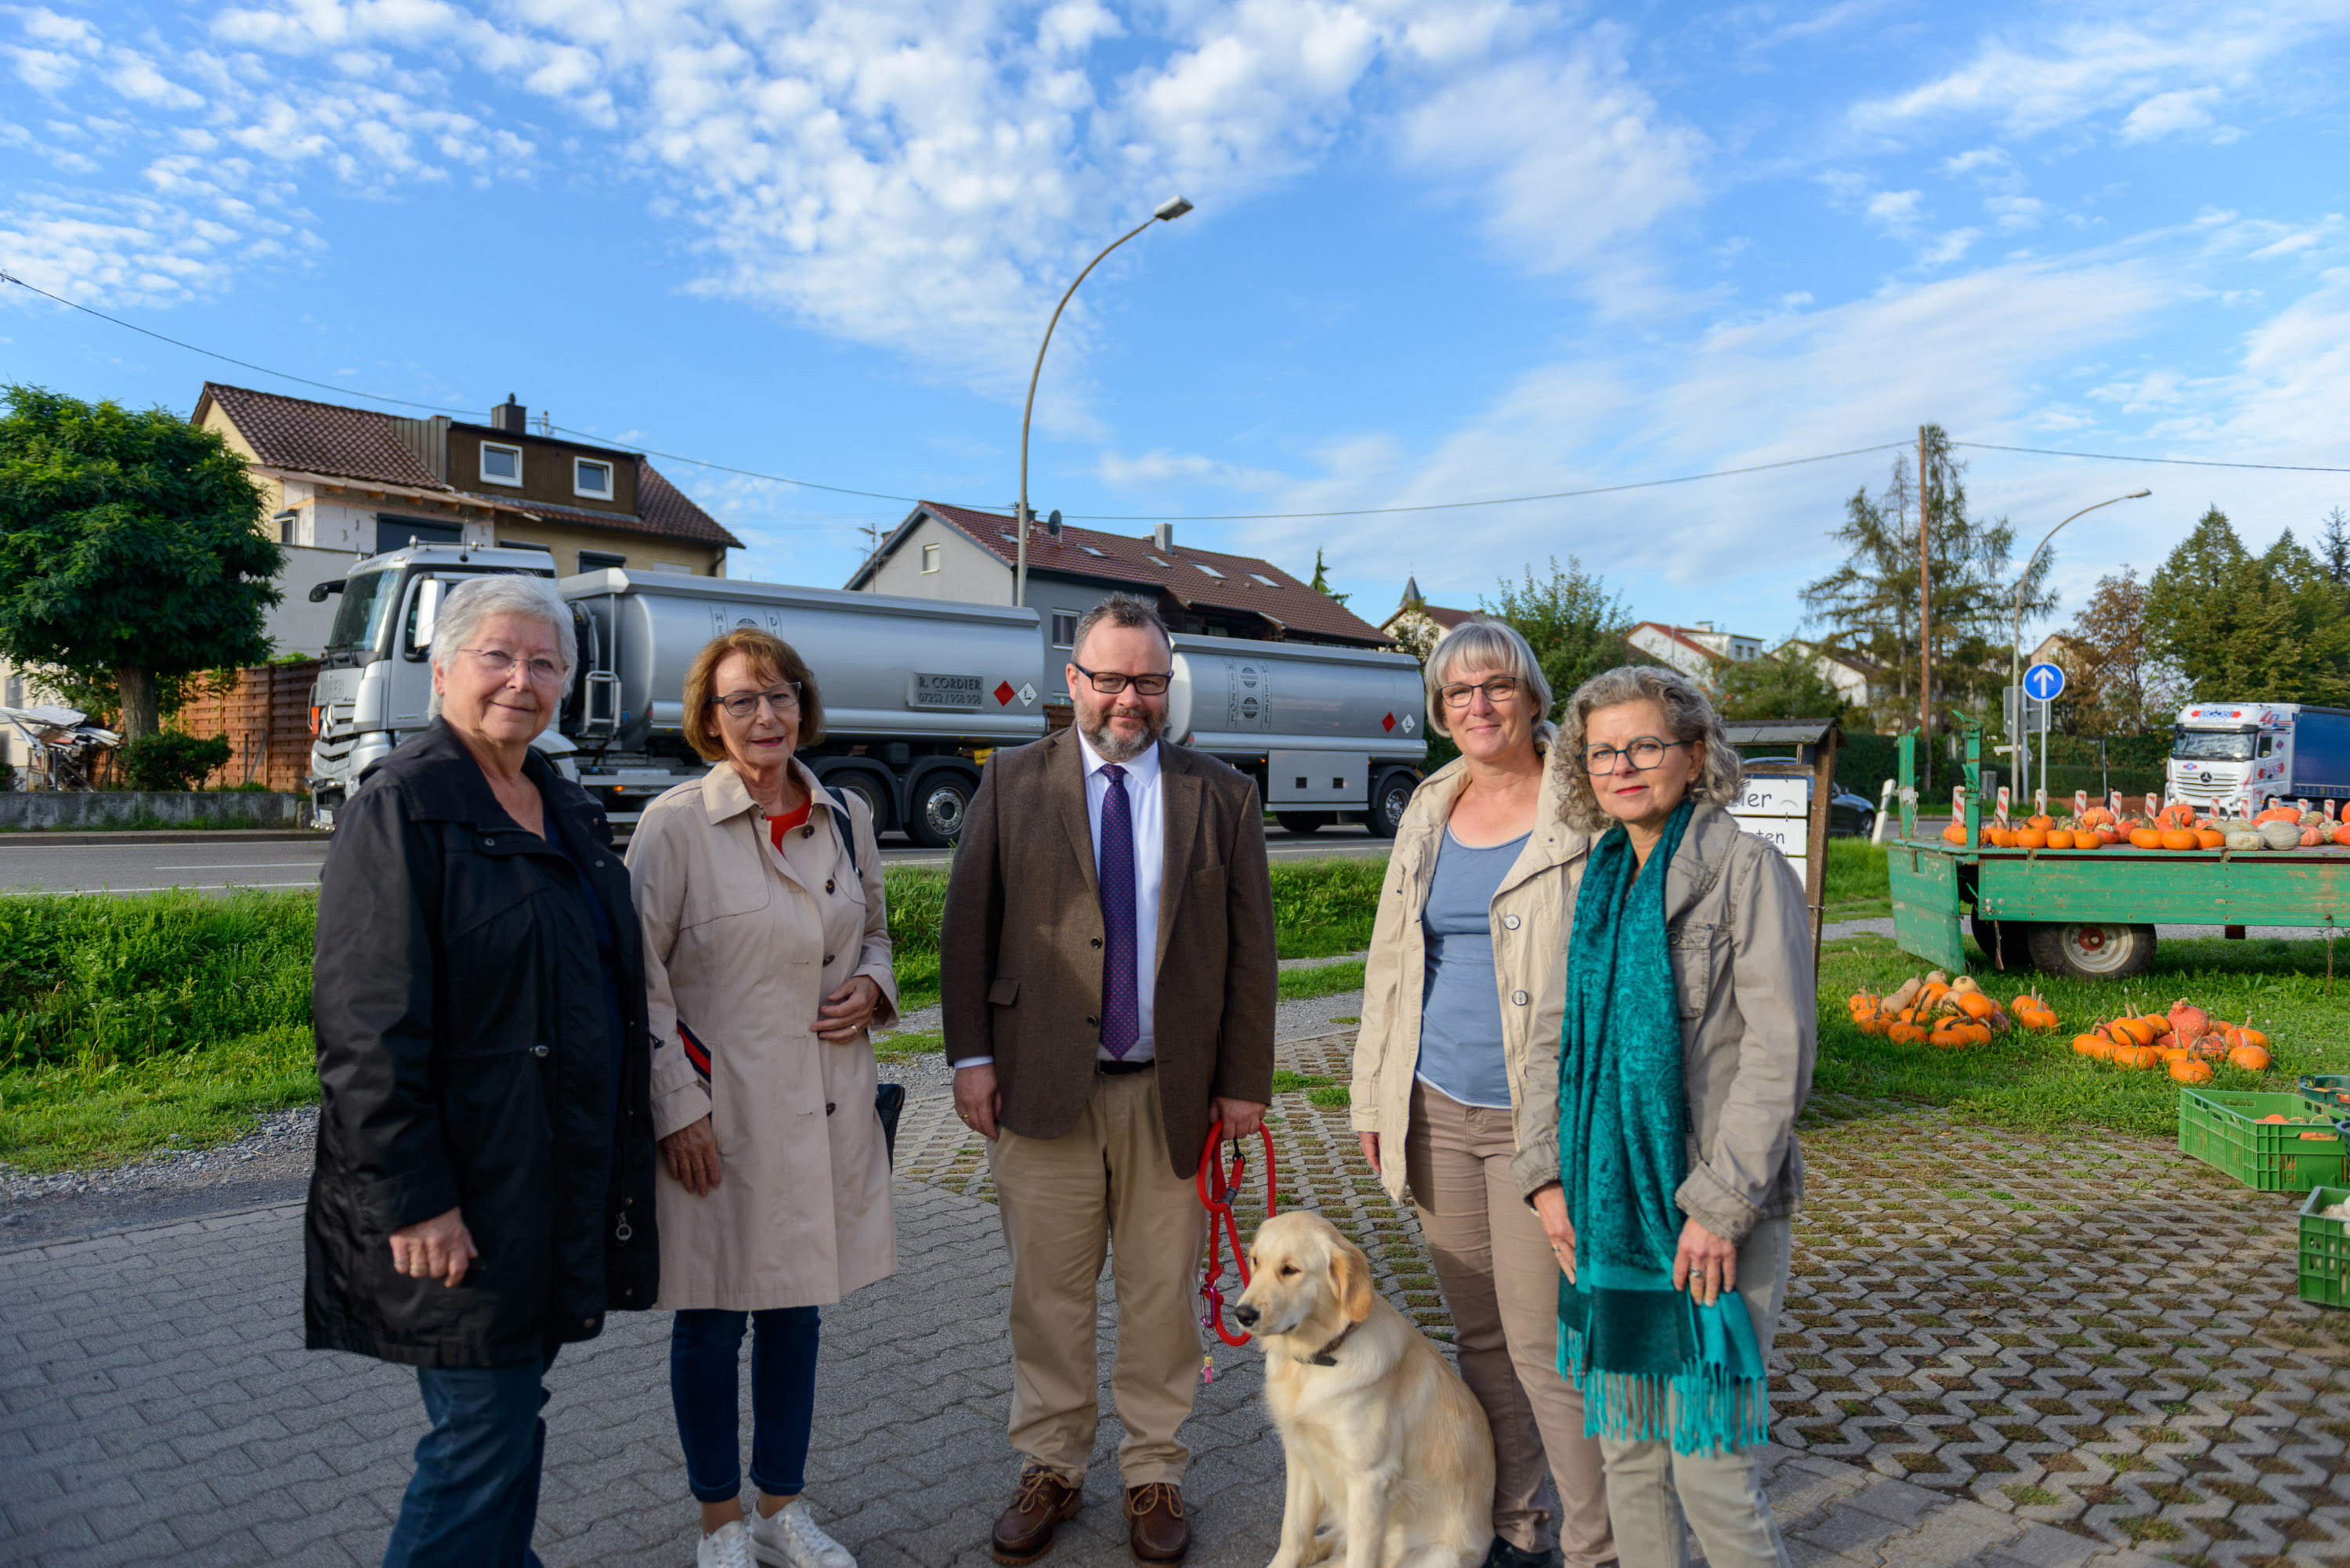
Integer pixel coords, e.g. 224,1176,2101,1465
1987,195,2045,232
108,56,204,110
2119,86,2232,143
1919,227,1980,267
1097,448,1287,490
1865,188,1922,233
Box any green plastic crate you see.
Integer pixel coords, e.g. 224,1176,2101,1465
2176,1089,2345,1192
2300,1075,2350,1115
2300,1186,2350,1310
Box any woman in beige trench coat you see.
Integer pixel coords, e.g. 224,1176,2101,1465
626,629,898,1568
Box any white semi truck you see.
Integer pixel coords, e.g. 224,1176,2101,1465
2165,701,2350,811
305,544,1428,840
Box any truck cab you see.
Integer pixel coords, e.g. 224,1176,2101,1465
307,543,563,826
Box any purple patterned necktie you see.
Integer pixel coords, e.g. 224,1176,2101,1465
1097,764,1140,1058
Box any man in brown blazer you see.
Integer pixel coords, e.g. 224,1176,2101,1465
943,593,1278,1566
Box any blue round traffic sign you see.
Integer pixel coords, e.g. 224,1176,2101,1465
2023,662,2066,702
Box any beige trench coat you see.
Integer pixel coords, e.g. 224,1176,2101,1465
1350,728,1590,1205
626,758,900,1311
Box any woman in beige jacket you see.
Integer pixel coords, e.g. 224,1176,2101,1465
1351,618,1610,1568
626,629,898,1568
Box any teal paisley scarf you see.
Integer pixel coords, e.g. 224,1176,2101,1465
1555,798,1767,1455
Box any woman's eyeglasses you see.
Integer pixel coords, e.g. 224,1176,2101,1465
1581,738,1688,775
1439,677,1524,709
711,683,802,719
1069,663,1172,695
459,647,564,683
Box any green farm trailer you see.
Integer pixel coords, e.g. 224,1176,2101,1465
1882,732,2350,979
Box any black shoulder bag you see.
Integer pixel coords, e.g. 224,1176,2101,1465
822,784,906,1166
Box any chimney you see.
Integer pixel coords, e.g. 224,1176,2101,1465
491,394,527,434
1152,522,1174,555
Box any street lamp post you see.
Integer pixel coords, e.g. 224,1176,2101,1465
1014,196,1195,608
2009,488,2152,805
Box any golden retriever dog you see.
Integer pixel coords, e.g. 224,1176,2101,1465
1235,1211,1495,1568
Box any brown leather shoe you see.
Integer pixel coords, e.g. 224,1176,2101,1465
1126,1483,1190,1563
991,1467,1083,1566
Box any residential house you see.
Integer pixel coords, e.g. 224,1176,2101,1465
1778,638,1888,713
1625,620,1762,683
845,502,1389,699
194,384,742,656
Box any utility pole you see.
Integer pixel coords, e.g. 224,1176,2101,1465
1918,425,1931,790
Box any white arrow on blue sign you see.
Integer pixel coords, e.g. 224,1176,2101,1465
2023,662,2066,702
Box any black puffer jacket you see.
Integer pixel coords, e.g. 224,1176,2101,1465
305,721,659,1368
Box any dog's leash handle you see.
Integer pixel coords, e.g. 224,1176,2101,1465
1196,1120,1278,1349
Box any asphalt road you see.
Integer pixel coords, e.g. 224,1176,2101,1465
0,823,1388,894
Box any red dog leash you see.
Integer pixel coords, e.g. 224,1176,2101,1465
1196,1119,1278,1349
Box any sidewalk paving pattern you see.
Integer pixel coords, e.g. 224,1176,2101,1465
0,1026,2283,1567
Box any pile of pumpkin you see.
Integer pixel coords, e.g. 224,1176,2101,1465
1950,802,2350,851
2070,998,2272,1082
1844,972,2043,1047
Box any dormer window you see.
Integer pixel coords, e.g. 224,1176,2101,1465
574,458,614,500
1193,561,1225,580
480,442,522,486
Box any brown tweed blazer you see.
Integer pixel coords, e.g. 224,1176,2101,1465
940,728,1278,1178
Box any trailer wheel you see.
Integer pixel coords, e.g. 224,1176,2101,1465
1969,913,2037,972
2026,921,2157,981
1363,770,1416,840
907,771,974,849
826,771,891,835
1275,811,1332,835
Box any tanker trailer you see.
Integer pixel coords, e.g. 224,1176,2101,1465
560,568,1047,845
1164,635,1428,837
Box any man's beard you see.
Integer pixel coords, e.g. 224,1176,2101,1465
1082,706,1164,762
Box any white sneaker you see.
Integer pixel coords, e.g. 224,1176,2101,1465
749,1497,855,1568
697,1519,755,1568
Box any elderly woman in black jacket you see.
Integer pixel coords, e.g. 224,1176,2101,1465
306,573,658,1568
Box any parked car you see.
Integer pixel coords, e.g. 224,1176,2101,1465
1741,755,1878,837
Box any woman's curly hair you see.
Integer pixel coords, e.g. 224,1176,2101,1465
1554,664,1744,833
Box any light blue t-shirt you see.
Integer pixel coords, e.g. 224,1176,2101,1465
1412,826,1529,1110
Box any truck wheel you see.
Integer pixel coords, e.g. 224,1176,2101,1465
826,771,891,834
1275,811,1332,835
2026,921,2157,981
1969,913,2036,971
1363,770,1416,840
906,772,974,849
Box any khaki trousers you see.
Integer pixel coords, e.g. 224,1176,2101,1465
1406,1082,1615,1567
1595,1216,1794,1568
988,1067,1209,1488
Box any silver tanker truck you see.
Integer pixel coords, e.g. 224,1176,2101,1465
306,544,1426,842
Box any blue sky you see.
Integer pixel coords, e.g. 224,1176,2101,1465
5,0,2347,649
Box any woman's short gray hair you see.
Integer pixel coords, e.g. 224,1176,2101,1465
1555,664,1744,833
1424,618,1553,738
427,574,577,719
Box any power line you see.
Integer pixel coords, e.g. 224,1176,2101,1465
1954,441,2350,474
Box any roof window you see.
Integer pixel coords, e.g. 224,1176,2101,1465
1079,545,1108,558
1145,555,1169,566
1193,562,1225,580
1248,573,1278,587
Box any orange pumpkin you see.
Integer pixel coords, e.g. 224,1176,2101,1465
2228,1043,2272,1071
2013,828,2048,850
1956,992,1998,1021
2110,1017,2156,1046
2071,1033,2106,1057
1942,822,1968,844
1927,1025,1968,1049
2195,828,2225,849
2045,829,2076,848
2168,1057,2214,1085
1858,1017,1889,1036
1889,1022,1929,1045
2160,828,2199,851
2334,824,2350,847
2110,1044,2160,1070
2236,1025,2269,1048
2128,828,2163,849
2073,833,2104,851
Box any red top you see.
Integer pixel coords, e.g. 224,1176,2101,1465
768,797,812,851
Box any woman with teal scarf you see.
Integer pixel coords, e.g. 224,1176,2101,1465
1518,666,1815,1568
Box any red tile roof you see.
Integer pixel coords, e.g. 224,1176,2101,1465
896,501,1389,645
194,382,741,549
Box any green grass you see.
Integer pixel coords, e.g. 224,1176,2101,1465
1816,932,2339,1139
1822,839,1891,919
1268,1068,1350,1109
3,855,1394,1172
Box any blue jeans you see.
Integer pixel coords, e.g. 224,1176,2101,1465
671,1307,821,1503
381,1347,559,1568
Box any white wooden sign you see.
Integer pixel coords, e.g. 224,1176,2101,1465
1730,775,1810,878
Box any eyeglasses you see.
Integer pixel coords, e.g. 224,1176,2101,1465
711,683,801,720
1069,662,1172,696
1580,737,1689,775
1440,677,1524,709
460,647,565,683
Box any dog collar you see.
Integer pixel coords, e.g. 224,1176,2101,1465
1296,1323,1356,1367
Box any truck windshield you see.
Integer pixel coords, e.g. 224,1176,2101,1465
326,569,400,658
2173,730,2256,762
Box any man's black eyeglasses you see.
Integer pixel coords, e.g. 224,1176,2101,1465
1069,663,1173,696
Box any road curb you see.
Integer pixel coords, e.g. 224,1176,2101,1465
0,829,327,847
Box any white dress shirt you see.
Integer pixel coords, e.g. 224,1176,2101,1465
949,731,1166,1070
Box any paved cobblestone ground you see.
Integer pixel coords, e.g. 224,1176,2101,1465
0,1027,2200,1568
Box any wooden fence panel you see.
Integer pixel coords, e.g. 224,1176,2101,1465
169,662,320,793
